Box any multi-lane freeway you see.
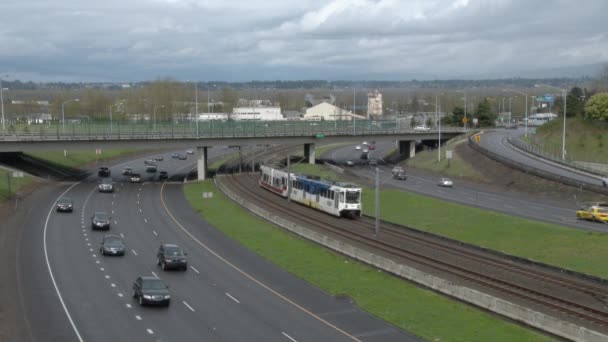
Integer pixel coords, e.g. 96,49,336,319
8,148,416,342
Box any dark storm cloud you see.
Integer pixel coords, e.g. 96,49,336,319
0,0,606,81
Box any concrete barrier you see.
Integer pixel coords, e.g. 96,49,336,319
216,175,608,342
323,161,345,174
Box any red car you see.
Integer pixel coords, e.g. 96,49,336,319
368,145,376,151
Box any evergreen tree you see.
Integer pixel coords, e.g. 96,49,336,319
566,86,584,118
476,98,496,127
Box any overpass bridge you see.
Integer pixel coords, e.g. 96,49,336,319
0,120,465,179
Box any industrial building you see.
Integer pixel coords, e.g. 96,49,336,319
303,102,365,121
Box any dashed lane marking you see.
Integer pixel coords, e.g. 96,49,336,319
282,332,298,342
151,271,158,278
118,293,123,298
225,293,240,304
120,233,125,238
146,329,154,335
183,301,195,312
144,218,148,223
152,230,158,237
190,266,200,274
126,304,132,309
135,315,142,320
131,249,138,256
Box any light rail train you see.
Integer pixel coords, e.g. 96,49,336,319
259,165,362,218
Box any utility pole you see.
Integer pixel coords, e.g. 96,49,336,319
0,76,5,130
287,156,291,203
195,82,199,137
375,167,380,237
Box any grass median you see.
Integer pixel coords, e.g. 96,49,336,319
0,169,33,200
25,148,146,169
183,180,551,342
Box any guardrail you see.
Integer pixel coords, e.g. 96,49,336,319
508,137,608,177
0,121,465,141
468,133,608,195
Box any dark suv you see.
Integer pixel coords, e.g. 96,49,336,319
132,276,170,306
157,244,188,271
91,212,111,230
159,171,169,180
98,167,111,177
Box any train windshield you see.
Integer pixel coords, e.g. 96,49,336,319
345,191,360,203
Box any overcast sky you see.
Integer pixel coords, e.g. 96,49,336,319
1,0,607,82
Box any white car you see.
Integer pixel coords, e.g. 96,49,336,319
392,166,404,175
438,178,453,187
345,160,355,166
362,141,368,145
414,125,431,132
362,148,369,153
355,145,362,150
186,149,194,155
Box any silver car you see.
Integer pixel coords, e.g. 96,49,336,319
438,178,453,187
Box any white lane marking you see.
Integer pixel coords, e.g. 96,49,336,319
105,275,110,279
183,301,195,312
126,304,132,309
282,332,298,342
114,220,118,225
87,243,91,246
113,194,116,198
120,233,125,238
160,183,362,342
89,248,93,252
83,233,87,237
100,267,105,271
92,254,97,258
189,266,200,274
144,218,148,223
81,225,85,228
152,230,158,236
111,210,115,214
131,249,138,256
111,201,114,206
151,271,158,278
111,283,116,288
43,182,84,342
146,329,154,335
85,238,88,241
135,315,142,320
137,201,140,204
225,293,240,304
139,208,142,213
95,260,100,264
118,293,123,297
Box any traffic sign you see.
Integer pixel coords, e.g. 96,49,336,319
462,117,468,124
12,171,24,178
474,135,481,143
446,150,453,159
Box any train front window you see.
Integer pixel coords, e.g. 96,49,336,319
345,191,360,203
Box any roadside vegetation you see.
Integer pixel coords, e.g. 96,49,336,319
25,148,146,169
184,180,550,342
280,163,608,279
0,169,33,200
404,133,486,181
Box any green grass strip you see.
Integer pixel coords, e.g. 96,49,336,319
0,169,33,200
183,180,551,342
25,149,145,169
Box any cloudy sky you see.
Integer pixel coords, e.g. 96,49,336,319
1,0,607,82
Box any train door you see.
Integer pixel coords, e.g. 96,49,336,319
334,191,339,208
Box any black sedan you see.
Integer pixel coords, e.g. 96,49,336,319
91,212,111,230
154,155,164,162
100,234,125,256
56,197,74,212
159,171,169,180
122,167,133,176
157,244,188,271
133,277,170,306
98,167,111,177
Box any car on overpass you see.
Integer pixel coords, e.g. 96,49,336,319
132,276,170,307
414,125,430,132
438,178,453,187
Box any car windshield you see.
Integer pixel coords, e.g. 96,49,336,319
345,191,360,204
597,208,608,214
59,197,71,203
142,279,167,290
104,237,122,245
95,213,109,220
165,246,184,256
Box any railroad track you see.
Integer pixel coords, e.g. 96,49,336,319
219,172,608,331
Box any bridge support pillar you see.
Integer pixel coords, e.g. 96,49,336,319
304,143,316,164
197,146,209,180
397,140,416,159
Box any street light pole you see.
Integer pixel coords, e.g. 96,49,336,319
153,105,164,132
109,105,113,134
457,90,467,130
536,84,567,160
0,76,6,130
434,95,441,162
195,82,199,137
61,98,79,134
503,89,529,137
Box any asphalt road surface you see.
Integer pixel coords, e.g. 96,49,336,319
14,148,417,342
322,140,608,232
479,129,603,187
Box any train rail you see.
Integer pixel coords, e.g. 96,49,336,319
218,172,608,332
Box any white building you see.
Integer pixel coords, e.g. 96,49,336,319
304,102,364,121
232,106,283,121
367,89,383,118
198,113,228,121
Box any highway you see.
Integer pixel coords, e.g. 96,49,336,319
12,148,415,342
321,140,608,232
478,129,604,187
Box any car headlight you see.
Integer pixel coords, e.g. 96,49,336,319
143,295,153,299
164,295,171,299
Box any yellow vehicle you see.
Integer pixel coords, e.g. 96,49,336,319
576,204,608,223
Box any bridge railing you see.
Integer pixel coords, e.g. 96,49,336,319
0,120,465,141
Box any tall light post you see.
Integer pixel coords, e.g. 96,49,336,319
503,89,529,137
536,84,567,160
62,98,79,134
430,95,442,162
153,105,164,132
0,75,7,130
194,82,199,137
456,90,466,130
